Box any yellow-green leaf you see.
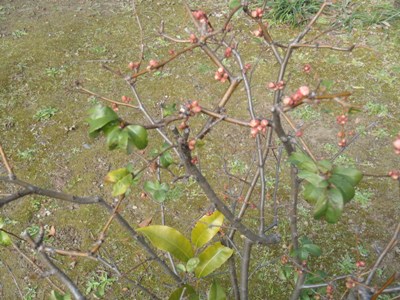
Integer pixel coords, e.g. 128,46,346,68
191,211,224,249
112,174,133,196
195,242,233,278
137,225,194,262
105,168,130,184
208,280,226,300
0,230,11,246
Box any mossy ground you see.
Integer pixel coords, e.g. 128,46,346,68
0,0,399,299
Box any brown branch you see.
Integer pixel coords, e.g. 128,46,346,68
77,86,140,109
366,222,400,285
0,144,14,179
371,272,400,300
174,128,280,245
22,231,86,300
2,260,23,299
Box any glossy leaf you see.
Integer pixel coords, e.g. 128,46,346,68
332,167,363,186
118,130,130,152
208,280,226,300
105,168,130,184
303,183,325,204
191,211,224,249
125,125,148,150
169,285,198,300
325,188,344,223
137,225,193,262
298,171,328,188
302,243,322,257
112,174,133,196
0,230,11,246
186,257,200,273
87,105,118,134
329,174,355,203
104,125,121,150
288,152,318,173
317,160,333,173
195,242,233,278
313,193,328,219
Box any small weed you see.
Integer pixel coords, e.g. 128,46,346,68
267,0,320,26
34,107,58,121
12,29,28,38
337,253,356,274
88,96,99,105
45,66,66,77
364,101,389,117
291,105,321,121
31,199,42,211
85,271,116,298
26,225,40,237
354,188,374,207
17,148,36,161
91,46,107,54
357,244,369,258
23,286,37,300
229,159,248,175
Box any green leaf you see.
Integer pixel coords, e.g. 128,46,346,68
104,125,121,150
302,244,322,257
298,171,328,188
144,181,169,203
176,264,186,273
191,211,224,249
317,160,333,173
195,242,233,278
0,230,11,246
125,125,148,150
229,0,241,9
313,193,328,219
321,79,334,91
169,285,198,300
329,174,355,203
50,291,72,300
332,167,363,186
105,168,130,184
325,188,344,223
160,151,174,168
289,153,318,173
112,174,133,196
162,103,176,117
118,130,130,152
87,105,118,134
186,257,200,273
137,225,194,262
303,183,325,204
208,280,226,300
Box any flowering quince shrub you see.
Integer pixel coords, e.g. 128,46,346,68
0,1,399,300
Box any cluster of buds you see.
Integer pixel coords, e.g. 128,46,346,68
188,139,196,151
303,63,312,73
267,80,285,91
252,22,268,37
224,47,232,58
189,33,198,44
388,170,400,180
249,119,269,137
251,8,264,18
282,86,310,107
121,95,132,103
192,10,213,32
146,59,159,70
244,63,252,73
337,131,346,147
128,61,140,71
393,133,400,154
215,67,229,83
111,103,119,112
336,114,349,125
326,284,334,299
179,100,202,117
355,261,366,268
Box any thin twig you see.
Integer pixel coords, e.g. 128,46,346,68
2,260,24,299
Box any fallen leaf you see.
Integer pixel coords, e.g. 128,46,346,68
138,217,152,228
